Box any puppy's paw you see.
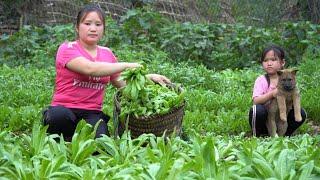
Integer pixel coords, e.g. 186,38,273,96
270,132,278,137
280,117,287,122
280,113,287,122
295,115,303,122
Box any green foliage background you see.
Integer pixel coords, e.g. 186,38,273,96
1,6,320,179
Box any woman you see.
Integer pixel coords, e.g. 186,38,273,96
43,4,170,140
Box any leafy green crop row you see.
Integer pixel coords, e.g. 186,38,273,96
1,122,319,179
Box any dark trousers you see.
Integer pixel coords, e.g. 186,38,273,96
248,104,306,136
42,106,110,141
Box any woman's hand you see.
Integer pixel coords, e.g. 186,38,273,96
146,74,171,85
126,62,142,69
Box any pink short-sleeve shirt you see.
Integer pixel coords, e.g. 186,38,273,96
252,75,277,102
51,41,119,111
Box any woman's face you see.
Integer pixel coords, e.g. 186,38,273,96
76,11,104,46
262,50,285,75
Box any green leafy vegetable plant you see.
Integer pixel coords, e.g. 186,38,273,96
118,66,185,120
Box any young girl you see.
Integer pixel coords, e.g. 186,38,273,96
248,45,306,136
43,4,170,140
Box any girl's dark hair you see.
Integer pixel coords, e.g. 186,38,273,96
261,44,286,87
260,44,285,63
75,4,106,38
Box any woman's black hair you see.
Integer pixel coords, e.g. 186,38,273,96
75,4,106,38
261,44,286,87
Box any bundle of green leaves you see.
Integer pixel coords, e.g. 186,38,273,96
118,66,185,120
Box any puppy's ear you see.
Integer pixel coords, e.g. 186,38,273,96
291,69,298,75
277,70,283,76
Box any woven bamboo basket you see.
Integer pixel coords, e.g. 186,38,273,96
113,84,185,138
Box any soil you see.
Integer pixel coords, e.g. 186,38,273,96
244,120,320,137
307,121,320,135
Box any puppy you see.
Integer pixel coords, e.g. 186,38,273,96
267,69,302,137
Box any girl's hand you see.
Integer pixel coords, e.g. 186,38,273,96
272,88,278,98
146,74,171,85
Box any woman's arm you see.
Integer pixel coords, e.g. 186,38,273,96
66,57,141,77
110,74,171,89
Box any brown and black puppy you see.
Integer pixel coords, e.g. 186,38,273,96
267,69,302,137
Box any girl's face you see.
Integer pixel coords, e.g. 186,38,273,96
76,11,104,46
262,50,285,75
